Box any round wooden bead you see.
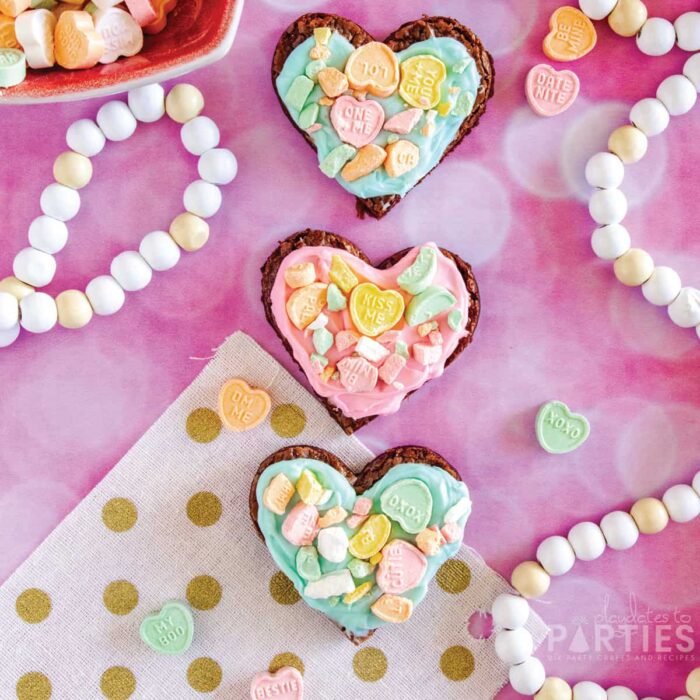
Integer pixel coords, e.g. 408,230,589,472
198,148,238,185
600,511,639,550
608,125,648,164
630,497,669,534
28,215,68,254
169,212,210,252
181,115,220,156
591,224,631,260
56,289,93,329
0,322,20,348
110,251,152,292
656,75,697,116
536,536,575,576
589,189,628,225
19,291,57,334
683,54,700,91
630,98,670,137
97,100,138,141
166,84,204,124
66,118,105,157
608,0,648,37
139,230,181,271
53,151,93,189
568,521,606,561
675,12,700,52
668,288,700,328
663,484,700,523
614,248,654,286
0,276,34,301
492,593,530,629
183,180,222,218
511,561,550,599
495,628,533,665
13,247,57,287
535,677,572,700
0,291,19,330
510,657,546,696
687,667,700,700
578,0,617,20
607,687,639,700
585,152,625,189
636,18,676,56
85,275,125,316
573,681,607,700
642,266,681,306
127,83,165,123
40,182,81,221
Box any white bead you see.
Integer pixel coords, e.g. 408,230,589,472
636,18,676,56
181,116,220,156
139,231,181,272
183,180,222,218
491,593,530,630
27,216,69,254
197,147,238,185
96,100,137,141
693,470,700,497
585,152,625,189
608,687,639,700
591,224,631,260
600,511,639,550
40,183,80,221
19,292,57,334
536,536,575,576
574,681,607,700
668,288,700,328
509,657,545,696
110,251,152,292
675,12,700,51
495,628,533,665
13,247,57,287
642,266,682,306
66,118,106,157
589,189,627,225
630,98,670,137
0,291,19,330
568,521,607,561
683,54,700,91
656,75,697,116
578,0,617,20
127,83,165,123
662,484,700,522
0,322,20,348
85,275,125,316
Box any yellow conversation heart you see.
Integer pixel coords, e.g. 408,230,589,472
399,54,447,109
349,283,405,338
348,514,391,559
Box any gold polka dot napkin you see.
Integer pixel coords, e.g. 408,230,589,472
0,332,546,699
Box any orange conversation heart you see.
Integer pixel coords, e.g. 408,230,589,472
55,11,104,70
344,42,400,98
0,15,19,49
217,379,272,432
543,6,597,62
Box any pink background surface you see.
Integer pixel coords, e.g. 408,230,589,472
1,0,699,697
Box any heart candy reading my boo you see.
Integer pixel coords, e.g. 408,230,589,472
251,445,472,643
261,230,480,434
139,601,194,655
525,64,580,117
272,14,494,219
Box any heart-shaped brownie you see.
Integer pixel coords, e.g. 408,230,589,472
272,14,495,219
249,445,472,644
261,230,480,434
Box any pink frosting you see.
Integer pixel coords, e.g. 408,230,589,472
269,243,471,420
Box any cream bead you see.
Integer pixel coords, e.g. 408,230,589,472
27,215,68,254
509,657,546,696
668,288,700,328
169,212,210,252
636,18,676,56
600,511,639,550
85,275,125,316
127,82,165,123
675,12,700,52
585,152,625,189
608,687,639,700
573,681,607,700
630,98,670,137
181,115,220,156
592,224,631,260
642,266,681,306
139,230,181,271
687,667,700,700
589,189,627,225
608,125,648,164
656,75,697,116
693,471,700,497
198,148,238,185
0,291,19,330
662,484,700,523
40,182,80,221
578,0,617,21
495,628,533,665
609,0,648,37
683,54,700,91
56,289,93,329
165,84,204,124
96,100,137,141
536,677,572,700
613,248,654,286
0,276,34,301
53,151,93,189
568,521,606,561
511,561,550,599
183,180,222,218
492,593,530,629
0,322,20,348
110,251,152,292
536,536,575,576
630,497,669,534
19,292,57,334
13,247,57,287
66,118,105,157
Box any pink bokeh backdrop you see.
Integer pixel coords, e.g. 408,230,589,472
1,0,699,697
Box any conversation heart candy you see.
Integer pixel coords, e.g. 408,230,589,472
399,54,447,109
250,667,303,700
405,285,456,327
94,6,142,64
14,9,55,68
282,502,319,546
217,378,271,432
343,581,373,605
0,47,25,87
535,400,590,454
318,505,347,529
329,254,358,294
296,545,321,582
348,513,391,559
304,569,355,599
337,356,378,393
317,66,348,98
344,41,399,97
326,282,346,311
397,246,438,295
341,144,387,182
353,497,372,516
285,282,327,330
349,282,405,337
384,139,420,178
383,108,422,135
139,601,194,655
319,143,356,178
262,473,295,515
284,261,316,289
355,336,390,364
543,6,597,62
376,539,428,594
317,526,349,563
0,0,30,17
371,593,413,623
380,478,433,534
330,95,385,149
55,10,104,69
525,63,579,117
0,15,20,49
143,0,176,35
441,522,462,543
296,469,324,505
124,0,157,26
335,329,359,352
346,513,368,529
413,342,442,367
378,353,406,385
416,525,446,556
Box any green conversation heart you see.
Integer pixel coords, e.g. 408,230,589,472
405,285,456,327
397,246,438,295
139,601,194,656
536,401,590,455
379,478,433,534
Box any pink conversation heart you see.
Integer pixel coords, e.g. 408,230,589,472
525,63,580,117
383,108,422,135
337,356,378,393
250,667,303,700
331,96,385,148
281,502,319,546
377,539,428,595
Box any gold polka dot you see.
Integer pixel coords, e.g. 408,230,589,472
16,672,52,700
186,575,222,610
103,580,138,616
187,492,222,527
102,498,138,533
436,560,472,594
269,652,304,675
186,408,222,443
187,657,222,693
16,589,51,624
270,404,306,438
352,647,387,682
440,645,475,681
269,571,300,605
100,667,136,699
